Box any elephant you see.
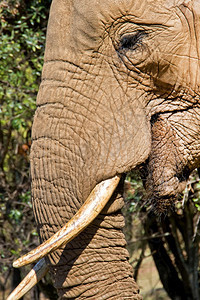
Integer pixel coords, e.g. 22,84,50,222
8,0,200,299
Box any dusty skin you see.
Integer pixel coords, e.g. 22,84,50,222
8,0,200,299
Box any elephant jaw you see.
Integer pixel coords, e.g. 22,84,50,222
8,175,121,299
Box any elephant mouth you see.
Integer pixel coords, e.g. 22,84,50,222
141,162,190,215
8,175,121,300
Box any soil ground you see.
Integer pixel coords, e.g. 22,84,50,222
137,249,170,300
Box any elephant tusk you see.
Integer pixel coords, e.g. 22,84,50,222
13,175,121,268
7,258,48,300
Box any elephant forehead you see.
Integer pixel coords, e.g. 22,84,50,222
46,0,187,58
72,0,185,22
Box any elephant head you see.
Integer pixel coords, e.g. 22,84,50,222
9,0,200,299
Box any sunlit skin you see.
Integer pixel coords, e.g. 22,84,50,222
9,0,200,299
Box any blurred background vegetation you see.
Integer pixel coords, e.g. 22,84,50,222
0,1,199,299
0,1,56,298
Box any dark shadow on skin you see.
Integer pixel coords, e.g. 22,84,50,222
55,217,104,288
50,176,126,296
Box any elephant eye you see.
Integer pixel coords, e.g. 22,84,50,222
119,30,147,51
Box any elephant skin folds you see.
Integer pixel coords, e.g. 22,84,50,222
30,0,200,299
31,166,142,298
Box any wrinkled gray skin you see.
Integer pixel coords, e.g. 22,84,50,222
31,0,200,298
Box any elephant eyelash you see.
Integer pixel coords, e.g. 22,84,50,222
119,30,148,51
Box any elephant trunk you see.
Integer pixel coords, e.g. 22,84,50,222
30,139,141,298
47,188,141,299
28,67,146,297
